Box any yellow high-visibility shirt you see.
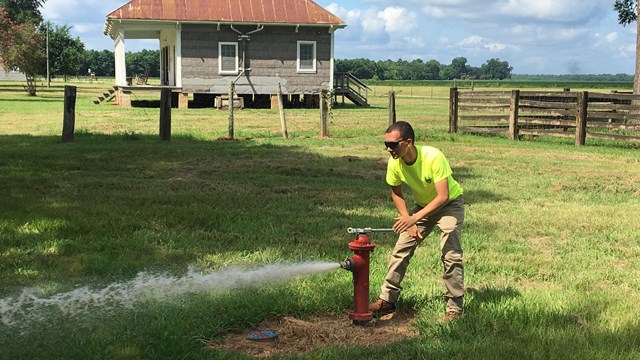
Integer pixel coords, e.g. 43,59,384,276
386,145,463,207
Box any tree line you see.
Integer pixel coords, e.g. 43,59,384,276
335,57,513,80
38,25,160,79
0,1,159,85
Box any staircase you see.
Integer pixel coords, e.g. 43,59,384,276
93,87,117,105
333,72,370,107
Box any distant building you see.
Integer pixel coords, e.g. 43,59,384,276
103,0,347,108
0,59,24,81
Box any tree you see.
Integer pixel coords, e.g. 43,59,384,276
0,0,44,24
423,60,442,80
40,23,85,78
480,58,513,80
0,7,45,95
439,57,469,80
614,0,640,94
125,49,160,78
80,49,115,77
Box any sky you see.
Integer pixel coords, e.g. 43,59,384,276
40,0,638,75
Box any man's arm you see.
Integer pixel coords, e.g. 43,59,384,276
392,179,450,234
390,185,423,239
390,185,410,217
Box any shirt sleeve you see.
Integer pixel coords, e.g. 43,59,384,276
386,159,402,186
431,152,452,183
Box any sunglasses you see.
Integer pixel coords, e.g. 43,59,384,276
384,139,404,149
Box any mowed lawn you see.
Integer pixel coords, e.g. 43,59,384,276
1,80,640,359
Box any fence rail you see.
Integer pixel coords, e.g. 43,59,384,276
448,88,640,145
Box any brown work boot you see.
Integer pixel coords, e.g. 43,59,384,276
369,298,396,315
443,311,463,323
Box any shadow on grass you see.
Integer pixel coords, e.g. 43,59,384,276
0,133,526,359
0,97,64,102
0,133,406,288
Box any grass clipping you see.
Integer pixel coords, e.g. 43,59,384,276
207,309,417,358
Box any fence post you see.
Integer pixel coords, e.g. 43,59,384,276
509,89,520,140
388,91,396,125
448,87,459,133
62,85,76,143
320,90,329,137
276,83,288,139
159,88,172,141
575,91,588,146
228,81,235,140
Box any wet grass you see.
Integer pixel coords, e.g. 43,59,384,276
0,81,639,359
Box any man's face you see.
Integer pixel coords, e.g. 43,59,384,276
384,130,409,159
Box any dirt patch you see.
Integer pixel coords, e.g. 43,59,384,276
206,309,418,358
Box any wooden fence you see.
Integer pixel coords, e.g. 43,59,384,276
448,88,640,145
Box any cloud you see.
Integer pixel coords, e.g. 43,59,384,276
378,7,417,33
618,43,636,59
485,43,507,52
606,32,618,42
460,35,482,46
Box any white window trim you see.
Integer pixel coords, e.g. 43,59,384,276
219,42,239,75
297,41,316,73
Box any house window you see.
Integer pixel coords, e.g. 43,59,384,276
219,42,238,74
297,41,316,73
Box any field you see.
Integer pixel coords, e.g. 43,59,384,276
1,80,639,359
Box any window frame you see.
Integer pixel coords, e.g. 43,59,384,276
218,42,239,75
297,40,317,73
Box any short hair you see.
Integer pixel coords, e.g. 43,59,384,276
386,121,415,142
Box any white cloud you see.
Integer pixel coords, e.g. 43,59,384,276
73,23,102,34
485,43,507,52
460,35,482,46
377,7,417,33
405,36,425,48
499,0,588,20
606,32,618,42
422,5,445,18
361,9,386,34
619,44,636,59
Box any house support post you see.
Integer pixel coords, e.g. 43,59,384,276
114,30,127,87
116,89,132,108
270,94,279,109
178,93,188,109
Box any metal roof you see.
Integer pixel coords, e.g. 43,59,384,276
106,0,345,25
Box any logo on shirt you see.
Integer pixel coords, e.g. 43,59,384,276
425,177,432,183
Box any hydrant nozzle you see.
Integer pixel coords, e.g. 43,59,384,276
339,258,355,272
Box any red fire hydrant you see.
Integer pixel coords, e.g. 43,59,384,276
340,227,390,324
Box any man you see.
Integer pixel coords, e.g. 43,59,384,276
369,121,465,323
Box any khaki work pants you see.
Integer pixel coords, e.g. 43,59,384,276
379,196,465,313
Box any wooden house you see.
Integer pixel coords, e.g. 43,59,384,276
103,0,347,108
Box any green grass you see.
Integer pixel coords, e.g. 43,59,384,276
1,80,640,359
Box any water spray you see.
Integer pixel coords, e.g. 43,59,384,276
339,227,394,325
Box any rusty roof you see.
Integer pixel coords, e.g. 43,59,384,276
107,0,345,25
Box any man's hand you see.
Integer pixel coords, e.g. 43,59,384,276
406,225,423,239
393,214,418,234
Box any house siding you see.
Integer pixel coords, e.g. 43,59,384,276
181,24,332,95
